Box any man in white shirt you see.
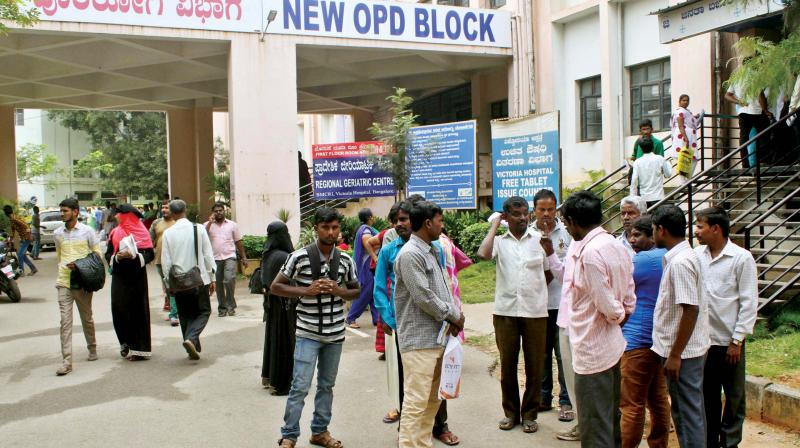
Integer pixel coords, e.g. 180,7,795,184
630,137,673,208
725,82,772,168
161,200,217,360
694,206,757,448
651,204,710,448
477,196,552,434
618,196,647,258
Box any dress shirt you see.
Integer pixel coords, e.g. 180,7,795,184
491,227,550,318
568,226,636,375
630,153,673,202
695,240,758,345
393,234,461,353
623,248,667,350
652,241,710,359
206,219,242,261
54,222,103,288
531,220,572,310
373,237,406,330
161,218,216,286
617,232,636,259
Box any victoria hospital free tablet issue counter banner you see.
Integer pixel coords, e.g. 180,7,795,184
490,112,561,211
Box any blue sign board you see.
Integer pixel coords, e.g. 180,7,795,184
312,142,395,200
407,120,477,209
491,112,560,211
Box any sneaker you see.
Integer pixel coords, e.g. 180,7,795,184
183,340,200,360
555,425,580,441
227,309,236,316
56,363,72,376
170,318,179,327
88,351,98,361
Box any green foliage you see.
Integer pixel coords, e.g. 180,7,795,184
0,0,39,35
458,222,507,261
241,235,267,259
15,143,60,184
458,261,497,304
725,30,800,108
367,87,419,198
48,111,168,198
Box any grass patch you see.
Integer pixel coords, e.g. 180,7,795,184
747,332,800,381
459,261,496,304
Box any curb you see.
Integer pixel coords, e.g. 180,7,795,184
746,375,800,430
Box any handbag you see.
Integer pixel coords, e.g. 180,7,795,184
168,224,205,293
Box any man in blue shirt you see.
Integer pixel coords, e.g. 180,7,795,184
373,199,459,446
620,215,671,448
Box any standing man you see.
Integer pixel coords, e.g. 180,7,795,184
651,204,710,448
150,200,178,326
620,215,671,448
205,202,247,317
530,190,574,421
618,196,647,258
271,207,359,448
562,191,636,447
31,206,42,260
53,198,102,376
161,200,217,360
3,205,37,276
477,196,552,434
694,206,757,448
394,200,465,448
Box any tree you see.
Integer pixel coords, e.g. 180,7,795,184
16,143,59,184
48,111,168,198
367,87,420,199
725,1,800,108
0,0,38,35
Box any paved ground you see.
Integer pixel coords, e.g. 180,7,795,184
0,252,797,447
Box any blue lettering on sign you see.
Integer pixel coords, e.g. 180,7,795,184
480,13,495,42
464,12,478,41
415,8,430,38
321,1,344,32
354,3,370,34
390,6,404,36
373,5,388,34
304,0,319,31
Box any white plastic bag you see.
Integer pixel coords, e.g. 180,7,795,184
438,336,463,400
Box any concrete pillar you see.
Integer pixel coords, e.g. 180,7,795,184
599,0,625,172
167,107,215,215
228,35,299,238
0,107,17,203
351,109,374,142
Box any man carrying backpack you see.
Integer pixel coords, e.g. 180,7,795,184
271,207,360,448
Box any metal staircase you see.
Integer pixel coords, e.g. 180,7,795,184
583,112,800,317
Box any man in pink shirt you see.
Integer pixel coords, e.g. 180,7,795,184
562,191,636,447
205,202,248,317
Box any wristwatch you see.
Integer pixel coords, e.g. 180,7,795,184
731,338,742,346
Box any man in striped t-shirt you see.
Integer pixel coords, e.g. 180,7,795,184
271,208,359,448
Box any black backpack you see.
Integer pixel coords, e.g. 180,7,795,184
305,243,341,334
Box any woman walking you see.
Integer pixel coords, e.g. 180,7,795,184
260,221,296,395
106,204,155,361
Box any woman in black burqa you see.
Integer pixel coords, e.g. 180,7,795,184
260,221,296,395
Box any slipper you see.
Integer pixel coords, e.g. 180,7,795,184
383,409,400,424
435,431,460,446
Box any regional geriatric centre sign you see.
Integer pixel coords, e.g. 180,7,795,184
27,0,512,48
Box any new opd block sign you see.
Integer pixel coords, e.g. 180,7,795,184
312,141,395,200
407,120,477,209
491,112,560,211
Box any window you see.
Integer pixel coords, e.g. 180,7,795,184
491,99,508,119
579,76,602,141
437,0,469,6
15,109,24,126
489,0,506,7
630,58,671,133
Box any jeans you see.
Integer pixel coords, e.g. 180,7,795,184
541,309,570,407
493,315,547,422
620,349,670,448
704,345,746,448
17,240,36,273
575,363,622,448
664,354,707,448
215,258,237,313
281,337,343,441
31,233,40,258
174,285,211,351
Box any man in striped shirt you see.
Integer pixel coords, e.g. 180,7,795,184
271,207,359,448
652,204,710,448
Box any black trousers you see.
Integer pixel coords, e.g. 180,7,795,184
704,345,746,448
174,285,211,352
738,113,770,168
396,332,448,436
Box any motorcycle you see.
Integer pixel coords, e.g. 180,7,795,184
0,231,22,303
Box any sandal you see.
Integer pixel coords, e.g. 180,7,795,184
522,420,539,433
435,431,460,446
309,431,343,448
277,439,295,448
382,409,400,424
559,405,575,422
